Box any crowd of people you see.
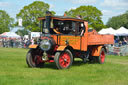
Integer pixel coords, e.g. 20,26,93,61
0,36,128,49
0,37,38,48
114,37,128,47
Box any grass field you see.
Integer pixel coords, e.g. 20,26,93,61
0,48,128,85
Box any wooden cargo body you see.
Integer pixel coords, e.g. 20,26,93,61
88,34,114,45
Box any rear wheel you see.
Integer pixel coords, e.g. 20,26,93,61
54,49,73,69
26,49,44,68
97,48,106,64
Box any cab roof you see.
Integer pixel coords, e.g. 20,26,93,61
38,16,85,22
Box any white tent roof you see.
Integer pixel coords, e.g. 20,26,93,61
116,27,128,36
98,27,117,35
0,32,20,38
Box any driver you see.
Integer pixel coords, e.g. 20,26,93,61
53,27,61,34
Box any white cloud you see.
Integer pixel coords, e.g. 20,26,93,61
101,9,125,24
101,0,128,9
49,4,55,9
67,7,76,11
0,2,10,7
102,9,124,18
101,0,128,23
102,10,115,16
69,0,97,4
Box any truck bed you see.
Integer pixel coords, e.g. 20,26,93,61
87,34,114,45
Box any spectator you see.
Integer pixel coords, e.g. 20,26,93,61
31,38,34,45
119,41,122,47
26,39,31,48
76,15,82,19
123,37,127,45
10,39,13,48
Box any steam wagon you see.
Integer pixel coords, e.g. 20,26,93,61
26,12,114,69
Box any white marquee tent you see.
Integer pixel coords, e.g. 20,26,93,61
0,32,20,38
116,27,128,36
99,27,128,36
98,27,117,35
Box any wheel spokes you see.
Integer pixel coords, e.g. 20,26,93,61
101,51,105,63
59,52,71,68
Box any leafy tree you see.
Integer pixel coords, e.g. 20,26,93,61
16,1,55,32
0,10,14,34
65,6,105,31
107,11,128,29
16,29,29,36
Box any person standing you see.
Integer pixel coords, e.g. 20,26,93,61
76,15,82,19
31,38,34,45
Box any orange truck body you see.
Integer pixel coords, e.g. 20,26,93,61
34,17,114,56
37,21,114,57
27,14,114,69
38,21,114,51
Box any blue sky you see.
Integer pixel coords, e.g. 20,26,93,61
0,0,128,24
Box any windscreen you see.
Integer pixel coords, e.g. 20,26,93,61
42,19,85,35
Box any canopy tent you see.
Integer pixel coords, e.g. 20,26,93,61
98,27,117,35
116,27,128,36
0,32,20,38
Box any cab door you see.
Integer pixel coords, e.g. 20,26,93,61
58,21,87,51
59,35,81,50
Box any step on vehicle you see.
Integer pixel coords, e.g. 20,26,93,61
26,11,114,69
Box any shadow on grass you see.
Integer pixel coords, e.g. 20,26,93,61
43,61,87,69
24,60,97,70
72,61,85,66
43,61,91,69
24,63,57,69
43,63,57,69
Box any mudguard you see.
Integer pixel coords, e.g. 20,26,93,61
91,46,103,56
57,46,67,51
29,44,38,49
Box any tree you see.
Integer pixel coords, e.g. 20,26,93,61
16,29,29,36
16,1,55,32
106,11,128,29
0,10,14,34
65,6,105,31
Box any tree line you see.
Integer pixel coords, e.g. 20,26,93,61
0,1,127,34
106,11,128,29
0,10,14,34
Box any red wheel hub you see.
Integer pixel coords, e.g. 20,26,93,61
100,51,105,63
32,55,42,64
59,52,71,68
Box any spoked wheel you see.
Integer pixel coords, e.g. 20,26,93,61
54,49,73,69
97,48,106,64
26,49,44,68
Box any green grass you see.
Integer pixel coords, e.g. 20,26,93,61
0,48,128,85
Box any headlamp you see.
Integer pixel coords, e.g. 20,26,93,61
40,39,51,51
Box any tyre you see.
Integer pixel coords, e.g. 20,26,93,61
26,49,44,68
97,48,106,64
82,51,90,63
54,49,73,69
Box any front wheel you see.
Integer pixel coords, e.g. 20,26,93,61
26,49,44,68
97,48,106,64
54,49,73,69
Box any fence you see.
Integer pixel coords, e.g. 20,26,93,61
1,39,128,56
108,45,128,56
